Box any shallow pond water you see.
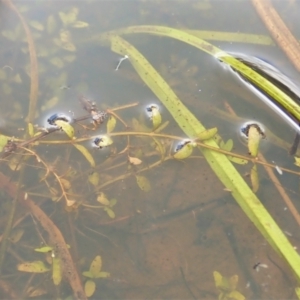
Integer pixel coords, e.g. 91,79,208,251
0,1,300,299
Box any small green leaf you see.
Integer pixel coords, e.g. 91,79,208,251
107,116,116,133
55,120,74,139
135,175,151,192
89,256,102,278
73,144,95,167
35,246,53,253
97,193,110,206
17,261,50,273
59,7,78,25
95,271,110,278
197,127,218,140
220,139,233,152
52,257,62,286
109,198,117,207
85,280,96,297
29,20,44,31
250,164,259,193
82,271,93,278
88,172,99,186
294,157,300,167
104,207,115,219
28,123,35,137
227,156,248,165
228,290,246,300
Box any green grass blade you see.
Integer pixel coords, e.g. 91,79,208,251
110,35,300,282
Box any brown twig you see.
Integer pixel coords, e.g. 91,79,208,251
0,172,87,300
251,0,300,72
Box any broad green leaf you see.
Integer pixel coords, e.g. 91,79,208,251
89,256,102,277
85,280,96,297
107,115,116,133
135,175,151,192
88,172,99,186
173,141,194,159
95,271,110,278
248,125,261,157
108,33,300,282
295,287,300,299
28,123,35,137
104,207,115,219
54,120,74,139
17,261,50,273
213,271,223,289
97,193,110,206
35,246,53,253
250,164,259,193
52,257,62,286
72,21,89,28
73,144,95,167
197,127,218,140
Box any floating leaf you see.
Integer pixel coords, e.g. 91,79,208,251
52,257,62,286
17,261,50,273
248,125,262,157
197,127,218,140
97,193,110,206
29,20,44,31
72,21,89,28
35,246,53,253
90,256,102,278
85,280,96,297
128,156,142,165
107,116,116,133
250,164,259,193
47,15,56,34
173,141,194,159
73,144,95,167
54,120,74,139
136,175,151,192
104,207,115,219
88,172,99,186
151,106,161,129
97,136,113,147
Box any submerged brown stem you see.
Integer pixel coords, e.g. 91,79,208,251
251,0,300,72
0,172,87,300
